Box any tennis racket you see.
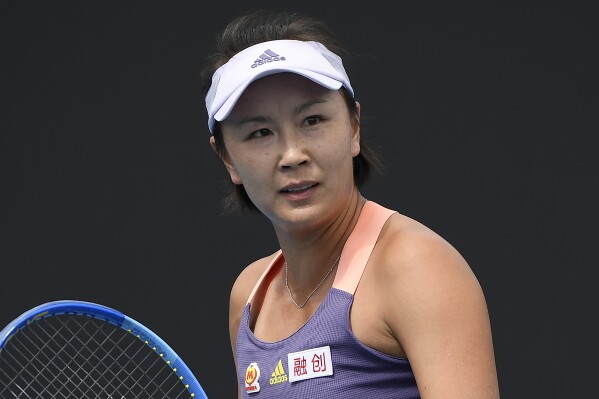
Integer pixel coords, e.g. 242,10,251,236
0,300,208,398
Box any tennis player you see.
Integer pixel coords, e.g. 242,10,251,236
202,10,499,398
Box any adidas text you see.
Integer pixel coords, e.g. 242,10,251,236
251,50,286,68
270,374,288,385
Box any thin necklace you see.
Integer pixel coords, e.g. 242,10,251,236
285,255,341,309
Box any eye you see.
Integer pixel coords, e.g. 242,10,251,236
249,128,272,138
303,115,323,127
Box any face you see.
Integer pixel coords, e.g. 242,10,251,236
212,73,361,233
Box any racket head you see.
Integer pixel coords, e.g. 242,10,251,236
0,300,207,398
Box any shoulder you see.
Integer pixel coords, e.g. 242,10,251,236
376,212,478,293
375,214,498,395
228,251,280,355
229,251,279,312
371,212,488,337
358,208,499,396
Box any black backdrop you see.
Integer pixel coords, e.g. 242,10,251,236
1,1,597,397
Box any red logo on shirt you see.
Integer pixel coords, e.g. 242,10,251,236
245,362,261,393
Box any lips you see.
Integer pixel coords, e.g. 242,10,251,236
281,184,316,193
280,183,317,193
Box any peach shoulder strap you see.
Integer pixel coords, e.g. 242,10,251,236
246,201,396,303
246,250,283,305
332,201,396,295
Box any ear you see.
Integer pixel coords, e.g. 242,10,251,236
209,135,243,185
351,101,361,157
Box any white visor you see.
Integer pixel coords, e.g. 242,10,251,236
205,39,354,133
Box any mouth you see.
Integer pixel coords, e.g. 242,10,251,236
280,183,318,194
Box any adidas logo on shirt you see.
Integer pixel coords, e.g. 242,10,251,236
269,360,288,385
251,49,286,68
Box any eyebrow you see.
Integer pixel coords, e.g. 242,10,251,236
232,99,328,126
234,115,271,126
293,99,327,115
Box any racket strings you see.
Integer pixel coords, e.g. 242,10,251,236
1,323,62,397
53,316,141,398
0,315,192,398
17,315,127,398
38,315,124,397
2,316,126,398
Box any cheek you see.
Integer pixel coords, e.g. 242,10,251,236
321,135,354,171
230,151,270,186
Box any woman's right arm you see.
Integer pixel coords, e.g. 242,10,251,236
229,273,247,399
229,255,276,399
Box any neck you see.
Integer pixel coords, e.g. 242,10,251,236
275,191,366,295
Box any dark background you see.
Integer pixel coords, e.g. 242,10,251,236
1,1,597,397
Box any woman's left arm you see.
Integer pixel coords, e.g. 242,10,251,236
382,231,500,399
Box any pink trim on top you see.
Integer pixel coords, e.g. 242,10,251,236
246,201,396,304
332,201,396,295
247,250,283,305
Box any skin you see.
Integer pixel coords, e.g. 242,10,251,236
211,73,500,398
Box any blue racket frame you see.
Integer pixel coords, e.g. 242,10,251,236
0,300,208,399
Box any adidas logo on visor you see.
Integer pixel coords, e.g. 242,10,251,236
251,49,286,68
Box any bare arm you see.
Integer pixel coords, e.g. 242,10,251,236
381,230,499,398
228,255,276,399
229,275,245,399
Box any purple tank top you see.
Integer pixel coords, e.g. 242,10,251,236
236,202,421,398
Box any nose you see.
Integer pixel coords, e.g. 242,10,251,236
278,129,309,170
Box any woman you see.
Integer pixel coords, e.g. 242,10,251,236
201,10,499,398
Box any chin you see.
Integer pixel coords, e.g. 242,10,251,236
271,202,337,232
